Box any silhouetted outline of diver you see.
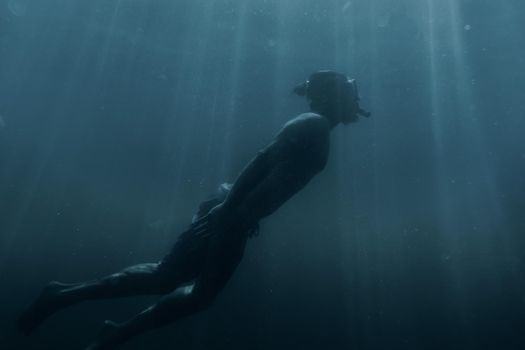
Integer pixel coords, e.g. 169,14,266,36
17,70,370,349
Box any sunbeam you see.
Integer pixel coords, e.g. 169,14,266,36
0,1,524,349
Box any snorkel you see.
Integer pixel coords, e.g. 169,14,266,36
347,78,371,118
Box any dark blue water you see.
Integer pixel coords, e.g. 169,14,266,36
1,0,524,349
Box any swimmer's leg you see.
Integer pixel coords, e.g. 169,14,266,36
86,282,213,350
17,263,184,336
87,237,246,350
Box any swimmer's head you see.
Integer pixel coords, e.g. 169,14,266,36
293,70,370,125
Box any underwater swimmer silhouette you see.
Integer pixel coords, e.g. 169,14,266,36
17,70,370,349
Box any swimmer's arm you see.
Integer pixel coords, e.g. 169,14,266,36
221,115,329,213
221,141,276,212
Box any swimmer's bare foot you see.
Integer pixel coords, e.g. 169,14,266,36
86,320,123,350
17,281,74,335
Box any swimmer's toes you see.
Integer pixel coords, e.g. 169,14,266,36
17,281,65,335
17,310,36,336
86,320,122,350
100,320,120,338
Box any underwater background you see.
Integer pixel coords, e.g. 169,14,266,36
1,0,524,349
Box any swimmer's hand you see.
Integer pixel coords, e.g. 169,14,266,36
207,203,231,226
190,203,230,238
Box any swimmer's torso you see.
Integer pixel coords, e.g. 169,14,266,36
237,113,331,225
267,113,330,175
